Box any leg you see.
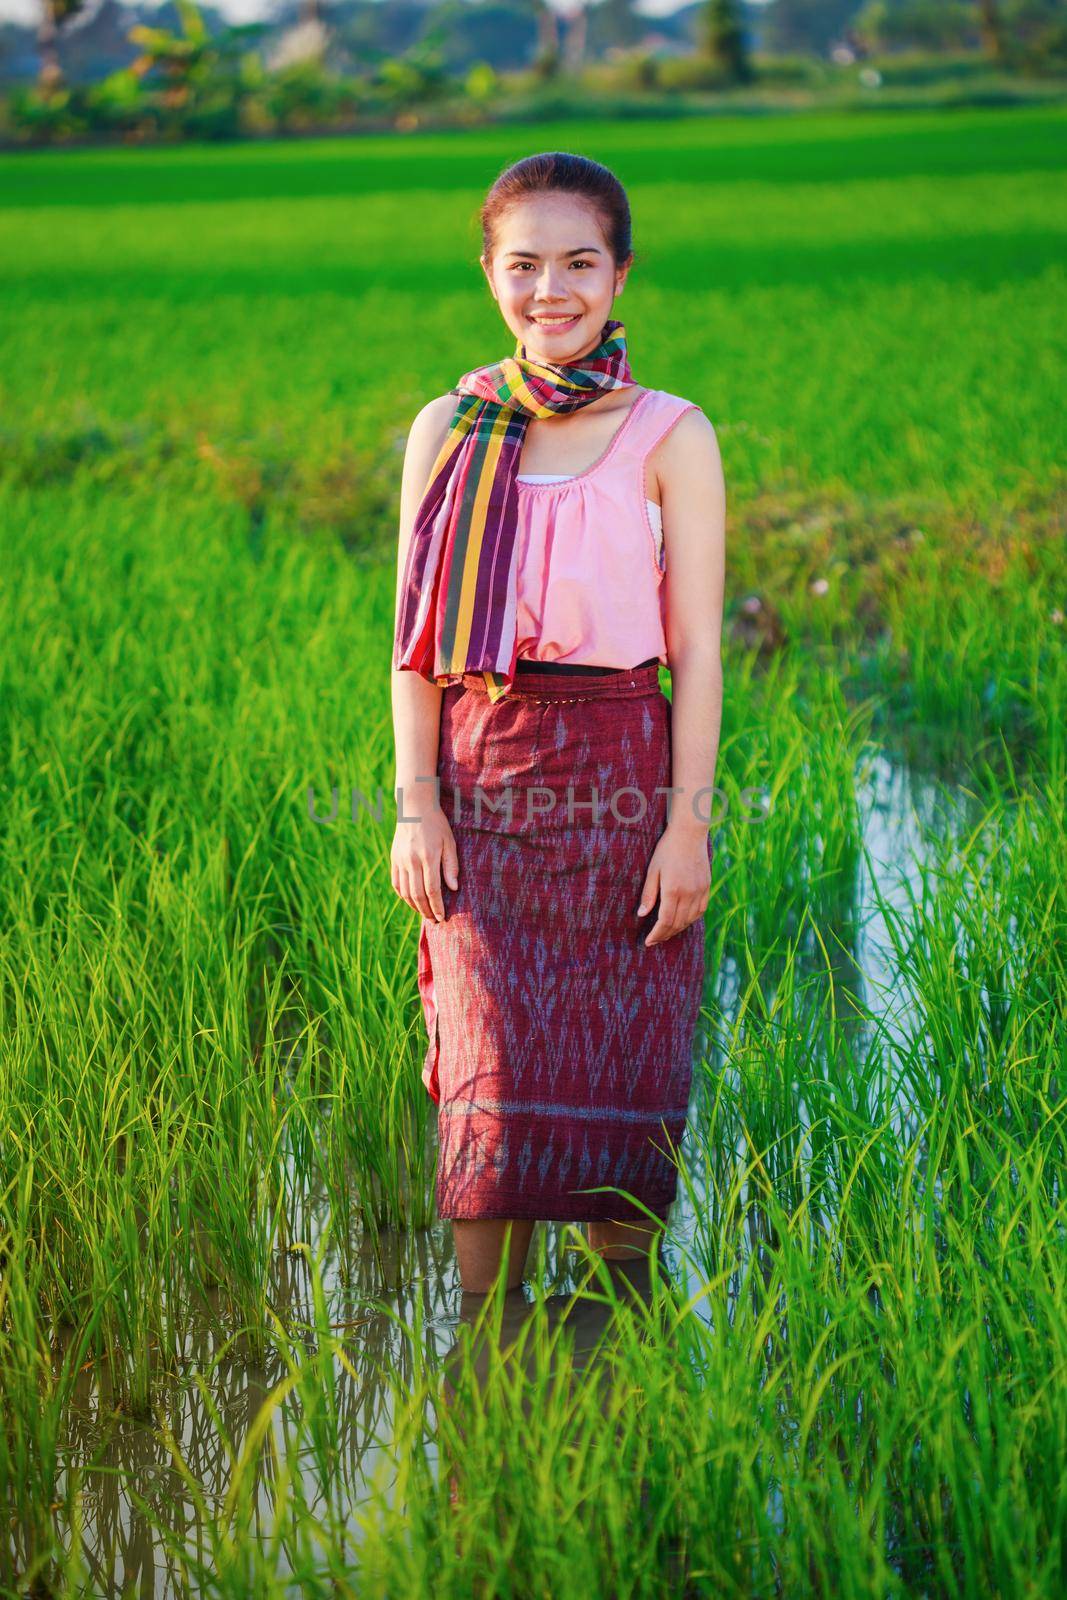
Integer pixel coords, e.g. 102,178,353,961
443,1221,536,1521
451,1218,536,1294
586,1214,666,1261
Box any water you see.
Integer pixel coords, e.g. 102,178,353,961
34,746,985,1595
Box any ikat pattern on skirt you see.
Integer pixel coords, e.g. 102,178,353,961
417,663,708,1224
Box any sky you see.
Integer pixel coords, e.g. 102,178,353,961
0,0,767,29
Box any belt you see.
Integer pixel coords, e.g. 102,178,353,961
514,655,660,677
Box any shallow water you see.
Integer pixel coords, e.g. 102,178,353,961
38,744,984,1596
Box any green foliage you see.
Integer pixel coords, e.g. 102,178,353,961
376,42,457,108
265,60,365,133
4,0,1066,148
5,84,83,139
855,46,1005,83
656,54,734,92
764,0,858,54
84,68,153,134
128,0,212,85
464,60,500,102
854,0,1067,65
700,0,754,83
1013,0,1067,70
616,50,661,91
749,50,825,85
853,0,978,54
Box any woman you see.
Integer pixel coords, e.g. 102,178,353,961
391,151,726,1297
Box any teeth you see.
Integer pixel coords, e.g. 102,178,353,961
531,314,578,323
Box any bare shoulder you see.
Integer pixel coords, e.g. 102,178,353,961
661,402,721,457
648,400,724,502
397,393,462,542
408,391,461,453
399,391,461,499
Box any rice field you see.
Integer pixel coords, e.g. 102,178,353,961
0,104,1065,1597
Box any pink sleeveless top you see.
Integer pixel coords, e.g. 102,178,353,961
513,386,700,668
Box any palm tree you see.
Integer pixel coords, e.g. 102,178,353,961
702,0,752,83
128,0,212,109
560,3,588,71
976,0,1006,62
37,0,88,91
533,0,561,75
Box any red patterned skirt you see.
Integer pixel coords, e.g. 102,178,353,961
416,662,708,1225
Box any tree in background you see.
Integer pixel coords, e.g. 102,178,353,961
701,0,752,80
560,3,587,71
977,0,1006,58
128,0,213,109
852,1,973,52
588,0,646,55
766,0,863,56
851,0,1024,58
37,0,89,89
532,0,561,77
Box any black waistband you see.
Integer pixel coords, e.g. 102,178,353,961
514,655,660,677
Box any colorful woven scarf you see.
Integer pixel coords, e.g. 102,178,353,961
393,318,635,702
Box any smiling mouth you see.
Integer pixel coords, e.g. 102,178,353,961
527,313,582,327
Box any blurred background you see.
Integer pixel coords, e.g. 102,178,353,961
2,0,1065,143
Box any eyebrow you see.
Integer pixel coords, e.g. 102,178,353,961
503,246,603,259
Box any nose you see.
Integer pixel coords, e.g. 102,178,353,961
532,264,571,300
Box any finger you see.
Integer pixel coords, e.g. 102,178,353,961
636,866,659,918
442,839,460,892
392,861,410,904
690,887,709,919
645,891,682,946
424,858,445,923
680,893,702,930
409,859,435,922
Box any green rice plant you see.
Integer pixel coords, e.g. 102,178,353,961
0,1193,100,1595
865,774,1065,1120
709,648,874,958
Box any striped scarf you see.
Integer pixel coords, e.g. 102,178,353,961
393,318,634,702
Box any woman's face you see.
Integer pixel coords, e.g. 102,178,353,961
481,192,630,366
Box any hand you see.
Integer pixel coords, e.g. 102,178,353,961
636,827,711,947
391,804,460,923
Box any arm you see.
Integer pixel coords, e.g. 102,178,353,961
390,394,463,923
638,408,726,947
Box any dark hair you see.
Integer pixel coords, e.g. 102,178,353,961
480,152,635,272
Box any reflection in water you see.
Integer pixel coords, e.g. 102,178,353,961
38,748,974,1596
448,1250,663,1395
49,1231,679,1596
439,1251,685,1584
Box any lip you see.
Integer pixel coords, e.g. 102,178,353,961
526,312,582,330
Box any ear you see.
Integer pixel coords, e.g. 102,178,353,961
479,254,497,301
